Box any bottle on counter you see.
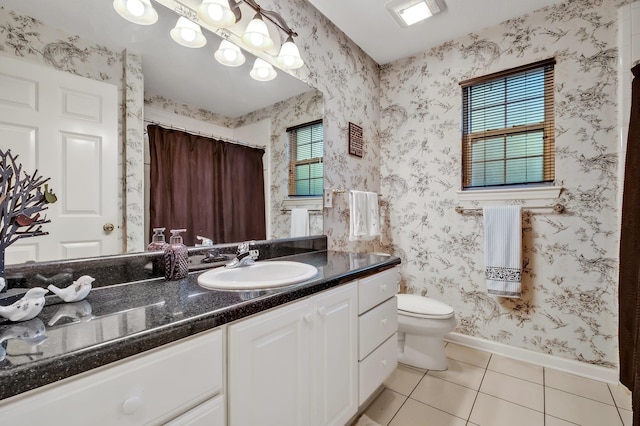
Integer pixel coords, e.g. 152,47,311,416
147,227,169,275
164,229,189,280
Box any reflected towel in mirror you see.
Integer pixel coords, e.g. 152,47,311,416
290,208,309,237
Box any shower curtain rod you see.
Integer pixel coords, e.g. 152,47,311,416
143,119,266,150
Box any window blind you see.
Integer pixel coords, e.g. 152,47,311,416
288,119,323,196
460,58,555,189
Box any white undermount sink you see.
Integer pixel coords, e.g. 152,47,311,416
197,261,318,290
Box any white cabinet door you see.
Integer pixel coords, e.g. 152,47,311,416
228,299,313,426
313,282,358,426
228,283,359,426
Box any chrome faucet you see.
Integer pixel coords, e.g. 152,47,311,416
225,241,258,268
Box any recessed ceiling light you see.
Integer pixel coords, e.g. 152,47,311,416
386,0,442,28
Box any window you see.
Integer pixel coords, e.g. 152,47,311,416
288,119,323,196
461,58,555,189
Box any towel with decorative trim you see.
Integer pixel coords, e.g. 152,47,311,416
483,205,522,298
366,191,381,238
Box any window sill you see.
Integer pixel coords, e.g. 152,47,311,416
456,186,562,202
281,196,323,211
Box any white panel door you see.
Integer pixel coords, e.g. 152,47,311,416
0,55,119,263
313,282,358,426
228,299,313,426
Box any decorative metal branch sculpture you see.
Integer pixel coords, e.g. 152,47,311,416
0,149,57,288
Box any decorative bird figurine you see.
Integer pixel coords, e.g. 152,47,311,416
0,318,47,361
47,275,95,303
0,277,5,293
48,300,93,326
0,287,49,322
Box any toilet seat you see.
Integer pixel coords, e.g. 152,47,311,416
397,294,454,319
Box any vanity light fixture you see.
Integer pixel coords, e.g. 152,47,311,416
385,0,442,27
241,13,274,51
250,58,277,81
214,39,246,66
276,35,304,69
170,17,207,48
197,0,240,28
113,0,158,25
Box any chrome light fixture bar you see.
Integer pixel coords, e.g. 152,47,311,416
197,0,304,70
114,0,304,82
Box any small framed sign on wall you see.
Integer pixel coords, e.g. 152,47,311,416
348,122,363,158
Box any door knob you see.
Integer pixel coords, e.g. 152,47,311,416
103,223,115,232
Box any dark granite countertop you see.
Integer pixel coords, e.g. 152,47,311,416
0,249,400,401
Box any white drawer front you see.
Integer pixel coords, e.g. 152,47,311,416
358,267,399,314
358,296,397,361
165,394,225,426
0,329,223,426
358,333,398,406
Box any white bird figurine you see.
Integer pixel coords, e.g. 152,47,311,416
48,275,95,303
0,287,49,322
0,318,47,361
48,300,93,326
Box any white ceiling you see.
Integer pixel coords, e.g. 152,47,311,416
306,0,565,64
0,0,313,118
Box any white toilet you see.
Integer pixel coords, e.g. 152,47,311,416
396,294,457,371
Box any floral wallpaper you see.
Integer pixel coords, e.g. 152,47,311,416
380,0,626,368
145,89,324,239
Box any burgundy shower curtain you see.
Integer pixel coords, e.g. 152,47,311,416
620,63,640,426
147,125,266,246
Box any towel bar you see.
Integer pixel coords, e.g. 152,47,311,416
455,203,565,214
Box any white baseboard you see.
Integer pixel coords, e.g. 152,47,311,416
445,332,619,384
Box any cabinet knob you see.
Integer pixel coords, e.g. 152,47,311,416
381,359,388,368
317,307,326,317
121,396,143,415
303,312,313,322
380,283,388,292
381,318,388,327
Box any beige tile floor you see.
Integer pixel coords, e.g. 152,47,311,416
363,343,633,426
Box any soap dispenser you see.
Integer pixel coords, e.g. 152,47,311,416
164,229,188,280
147,227,169,275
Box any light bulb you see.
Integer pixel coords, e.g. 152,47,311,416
126,0,144,17
276,37,304,69
214,40,245,66
207,3,224,21
223,49,237,62
180,27,197,42
250,33,264,47
250,58,276,81
170,17,206,48
257,67,269,79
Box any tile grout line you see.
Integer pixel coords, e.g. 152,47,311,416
607,383,627,425
465,353,492,423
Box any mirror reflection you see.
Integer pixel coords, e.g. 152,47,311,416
0,0,324,264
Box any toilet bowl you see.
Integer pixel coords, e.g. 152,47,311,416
397,294,456,371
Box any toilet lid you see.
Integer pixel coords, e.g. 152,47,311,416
397,294,454,319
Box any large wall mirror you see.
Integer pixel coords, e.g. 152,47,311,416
0,0,324,265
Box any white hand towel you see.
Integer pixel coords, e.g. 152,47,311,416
290,208,309,237
349,190,368,241
483,205,522,298
366,192,381,238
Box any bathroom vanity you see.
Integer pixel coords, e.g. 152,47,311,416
0,239,400,425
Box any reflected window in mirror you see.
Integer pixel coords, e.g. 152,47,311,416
287,120,324,196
